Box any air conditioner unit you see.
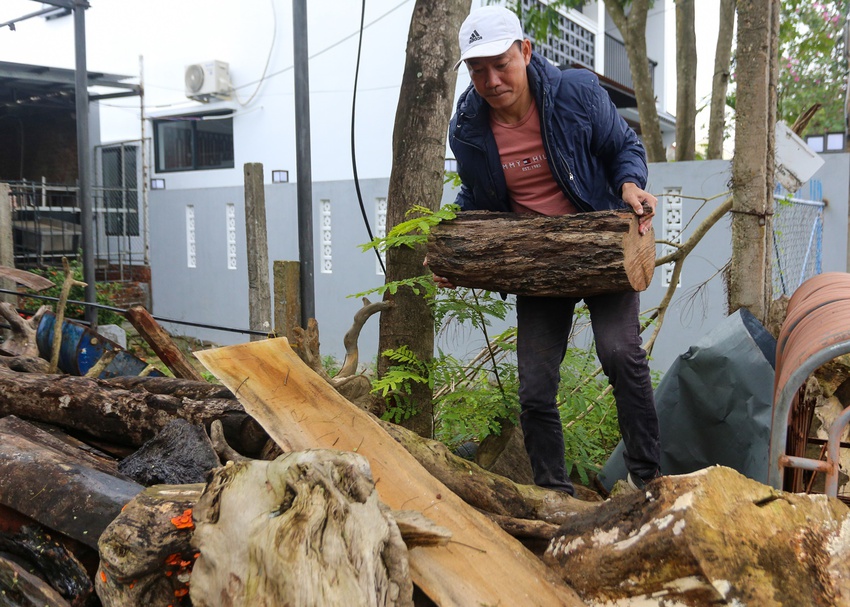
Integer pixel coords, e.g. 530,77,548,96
184,60,231,102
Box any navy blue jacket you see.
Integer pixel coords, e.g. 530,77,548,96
449,52,648,213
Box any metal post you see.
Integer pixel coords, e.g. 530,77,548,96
74,0,97,326
292,0,315,327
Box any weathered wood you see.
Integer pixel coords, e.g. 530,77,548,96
545,466,850,605
0,266,55,292
195,337,585,606
0,302,48,358
426,209,655,296
0,555,72,607
244,163,272,341
0,426,143,549
0,522,93,607
118,419,221,486
0,185,15,305
190,452,414,607
273,260,301,339
124,305,206,381
97,483,203,607
0,366,268,454
0,354,50,373
104,375,234,400
0,416,124,478
49,257,86,373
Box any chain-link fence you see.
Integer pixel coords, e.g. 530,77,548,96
772,181,824,298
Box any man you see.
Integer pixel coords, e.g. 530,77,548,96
434,5,661,495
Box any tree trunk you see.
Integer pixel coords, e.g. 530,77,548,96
377,0,468,439
190,452,414,607
604,0,666,163
425,210,655,296
729,0,779,322
0,366,268,455
707,0,737,160
675,0,697,161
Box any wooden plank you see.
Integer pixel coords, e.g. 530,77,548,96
195,338,583,606
125,305,206,381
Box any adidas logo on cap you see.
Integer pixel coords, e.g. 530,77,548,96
468,30,483,44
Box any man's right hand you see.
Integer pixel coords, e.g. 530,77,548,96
432,274,457,290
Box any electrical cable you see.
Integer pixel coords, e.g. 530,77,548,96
0,288,266,336
351,0,386,274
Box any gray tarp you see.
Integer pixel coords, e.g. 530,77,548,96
597,308,776,491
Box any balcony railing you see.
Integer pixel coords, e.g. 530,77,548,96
605,34,656,92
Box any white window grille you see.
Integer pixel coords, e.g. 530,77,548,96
186,205,196,268
226,203,237,270
661,188,682,288
321,199,332,274
375,197,387,275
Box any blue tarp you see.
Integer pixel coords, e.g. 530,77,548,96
597,308,776,491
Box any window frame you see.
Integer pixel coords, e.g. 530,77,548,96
152,111,235,173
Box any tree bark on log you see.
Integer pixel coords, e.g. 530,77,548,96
96,484,203,607
425,210,655,297
124,305,206,381
0,555,72,607
0,424,143,550
190,452,414,607
0,366,268,455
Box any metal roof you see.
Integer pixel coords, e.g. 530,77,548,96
0,60,140,113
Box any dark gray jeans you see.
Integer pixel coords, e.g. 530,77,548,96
516,291,660,493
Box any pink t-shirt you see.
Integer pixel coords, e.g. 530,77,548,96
491,100,578,216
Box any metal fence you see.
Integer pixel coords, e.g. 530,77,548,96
772,181,825,298
6,140,146,282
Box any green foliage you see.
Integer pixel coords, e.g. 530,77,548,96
322,355,342,377
372,345,433,423
777,0,847,136
20,260,124,326
353,204,459,302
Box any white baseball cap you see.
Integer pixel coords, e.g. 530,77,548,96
453,6,525,71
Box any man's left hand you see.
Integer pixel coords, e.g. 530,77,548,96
622,182,656,236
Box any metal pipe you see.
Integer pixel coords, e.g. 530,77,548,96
74,0,97,327
825,406,850,497
292,0,315,327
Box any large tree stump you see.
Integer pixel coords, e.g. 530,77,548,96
189,451,414,607
425,209,655,296
545,466,850,605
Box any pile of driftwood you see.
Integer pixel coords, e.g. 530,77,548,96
2,295,850,606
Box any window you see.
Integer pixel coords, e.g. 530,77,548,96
153,112,234,172
100,143,139,236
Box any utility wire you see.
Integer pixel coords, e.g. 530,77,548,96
351,0,386,274
0,288,266,336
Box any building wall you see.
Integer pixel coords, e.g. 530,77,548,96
149,156,850,377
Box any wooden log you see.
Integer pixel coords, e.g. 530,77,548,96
0,555,72,607
0,522,93,607
190,452,414,607
0,354,50,374
0,302,49,358
195,337,585,606
0,426,143,549
425,209,655,297
0,366,268,455
104,375,235,400
118,419,221,486
124,305,206,381
97,483,203,607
